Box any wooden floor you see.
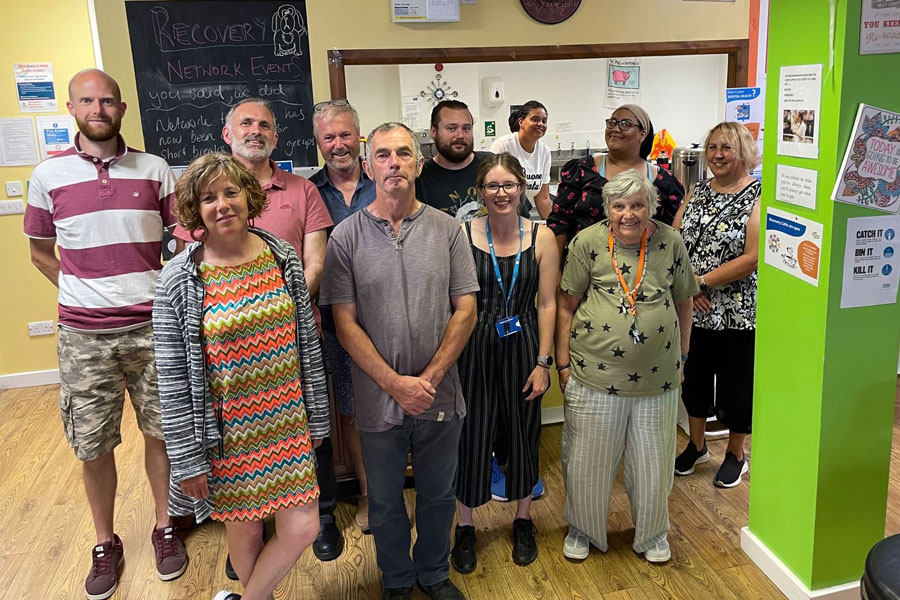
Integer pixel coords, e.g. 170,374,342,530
1,383,898,600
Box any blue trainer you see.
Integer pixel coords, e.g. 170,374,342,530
532,477,545,500
490,456,508,501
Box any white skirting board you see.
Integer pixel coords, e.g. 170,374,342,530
0,369,60,390
740,527,861,600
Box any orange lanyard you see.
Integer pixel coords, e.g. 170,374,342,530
608,229,647,317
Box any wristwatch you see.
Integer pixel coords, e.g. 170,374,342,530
537,355,553,368
699,274,709,293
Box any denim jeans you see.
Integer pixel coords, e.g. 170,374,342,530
359,414,462,589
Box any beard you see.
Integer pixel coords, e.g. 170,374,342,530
231,134,274,160
325,148,359,172
435,136,473,163
76,115,121,142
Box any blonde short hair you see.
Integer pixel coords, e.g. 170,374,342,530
173,152,268,231
704,122,761,172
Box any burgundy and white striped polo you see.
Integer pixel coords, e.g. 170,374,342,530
24,134,176,332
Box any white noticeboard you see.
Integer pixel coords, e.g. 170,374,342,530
832,104,900,214
841,215,900,308
861,0,900,55
764,206,823,287
777,64,822,159
392,0,460,22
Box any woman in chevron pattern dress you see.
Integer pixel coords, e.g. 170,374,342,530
153,153,329,600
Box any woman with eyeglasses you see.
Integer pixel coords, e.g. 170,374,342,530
490,100,553,219
547,104,685,256
450,153,559,572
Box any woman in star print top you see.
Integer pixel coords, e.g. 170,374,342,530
547,103,684,258
672,122,762,489
556,169,697,564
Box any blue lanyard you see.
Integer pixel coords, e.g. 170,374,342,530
485,217,524,316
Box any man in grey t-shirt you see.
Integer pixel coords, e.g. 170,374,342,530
320,122,478,600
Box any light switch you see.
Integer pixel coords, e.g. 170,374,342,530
6,181,23,197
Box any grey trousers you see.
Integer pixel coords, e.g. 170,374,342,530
561,377,678,553
359,414,463,589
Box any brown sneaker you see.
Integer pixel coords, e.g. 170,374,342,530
85,534,124,600
151,525,188,581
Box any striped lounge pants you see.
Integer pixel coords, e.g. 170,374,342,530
561,377,678,553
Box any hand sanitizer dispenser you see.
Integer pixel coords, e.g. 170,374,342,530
481,77,505,108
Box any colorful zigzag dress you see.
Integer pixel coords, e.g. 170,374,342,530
200,246,319,521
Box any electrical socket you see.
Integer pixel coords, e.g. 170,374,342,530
0,200,24,215
28,320,55,336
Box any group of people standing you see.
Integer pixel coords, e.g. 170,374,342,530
24,68,762,600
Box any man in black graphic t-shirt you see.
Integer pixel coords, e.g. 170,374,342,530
417,100,492,223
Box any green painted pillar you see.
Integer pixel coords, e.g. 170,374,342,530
744,0,900,597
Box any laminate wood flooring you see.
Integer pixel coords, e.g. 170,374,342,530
1,381,897,599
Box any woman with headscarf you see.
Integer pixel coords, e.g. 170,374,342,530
547,104,684,257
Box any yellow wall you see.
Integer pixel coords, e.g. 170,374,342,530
0,1,96,375
2,0,748,377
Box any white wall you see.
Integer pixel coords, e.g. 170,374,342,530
345,55,728,150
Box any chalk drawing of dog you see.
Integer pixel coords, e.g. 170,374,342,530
272,4,306,57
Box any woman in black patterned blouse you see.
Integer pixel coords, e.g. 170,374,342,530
671,122,762,489
547,104,684,258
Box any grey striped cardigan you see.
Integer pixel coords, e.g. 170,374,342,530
152,227,329,521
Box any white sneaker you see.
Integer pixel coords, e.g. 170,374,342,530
563,526,590,560
644,539,671,563
212,591,241,600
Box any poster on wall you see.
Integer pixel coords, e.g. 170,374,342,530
0,117,39,166
776,164,818,210
841,215,900,308
764,206,823,286
860,0,900,55
777,64,822,160
832,104,900,214
725,85,765,179
36,115,74,160
604,59,641,110
13,63,56,113
392,0,460,22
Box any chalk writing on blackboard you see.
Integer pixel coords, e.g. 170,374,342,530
125,1,316,167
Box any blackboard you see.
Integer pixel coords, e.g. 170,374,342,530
125,1,316,168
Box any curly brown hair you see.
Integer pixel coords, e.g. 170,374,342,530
173,152,269,231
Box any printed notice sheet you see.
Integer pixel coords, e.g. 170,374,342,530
861,0,900,55
392,0,460,22
832,104,900,214
36,115,74,160
777,64,822,159
13,63,57,113
764,207,823,287
841,215,900,308
776,164,818,210
726,86,765,179
0,117,39,166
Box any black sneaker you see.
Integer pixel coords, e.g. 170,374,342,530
511,518,538,566
674,441,709,476
714,451,748,488
418,579,466,600
382,586,413,600
450,525,476,574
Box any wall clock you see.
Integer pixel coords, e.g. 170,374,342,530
520,0,582,25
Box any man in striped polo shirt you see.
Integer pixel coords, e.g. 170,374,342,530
24,69,188,600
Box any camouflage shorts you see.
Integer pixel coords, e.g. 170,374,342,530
57,324,164,462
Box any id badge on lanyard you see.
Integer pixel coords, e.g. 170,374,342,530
487,217,524,338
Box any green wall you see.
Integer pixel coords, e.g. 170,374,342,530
750,0,900,590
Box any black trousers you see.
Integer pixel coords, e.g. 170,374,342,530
314,436,338,516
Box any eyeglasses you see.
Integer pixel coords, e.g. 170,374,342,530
481,182,521,195
314,99,351,112
605,118,643,132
